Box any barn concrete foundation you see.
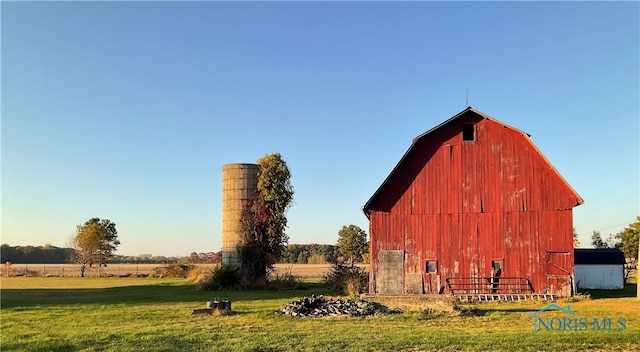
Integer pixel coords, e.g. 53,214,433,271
360,294,456,312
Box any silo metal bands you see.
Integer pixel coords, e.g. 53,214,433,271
222,163,259,268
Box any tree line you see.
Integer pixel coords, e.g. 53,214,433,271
0,244,184,264
587,216,640,260
278,226,370,265
1,244,74,264
279,244,340,264
0,244,357,265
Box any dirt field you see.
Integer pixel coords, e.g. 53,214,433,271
1,263,348,279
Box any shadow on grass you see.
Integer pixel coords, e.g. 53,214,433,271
577,283,637,299
0,281,340,309
455,306,544,315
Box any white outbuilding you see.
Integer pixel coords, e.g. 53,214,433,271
574,249,626,290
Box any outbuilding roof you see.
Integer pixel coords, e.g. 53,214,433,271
574,248,626,265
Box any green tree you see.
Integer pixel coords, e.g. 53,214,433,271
307,252,327,264
238,153,294,286
0,244,15,263
591,231,607,249
616,217,640,260
256,153,294,264
605,233,620,249
72,218,120,277
296,251,309,264
281,244,302,263
337,225,369,265
573,227,580,247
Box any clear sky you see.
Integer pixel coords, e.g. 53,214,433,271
2,1,638,257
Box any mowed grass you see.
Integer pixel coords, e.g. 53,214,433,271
1,277,639,352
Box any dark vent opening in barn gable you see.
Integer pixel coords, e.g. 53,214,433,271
463,123,475,141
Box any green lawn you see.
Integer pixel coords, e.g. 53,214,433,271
1,277,639,352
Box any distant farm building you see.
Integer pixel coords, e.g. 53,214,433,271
574,248,626,290
363,107,583,299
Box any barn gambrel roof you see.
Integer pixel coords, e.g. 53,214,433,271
363,107,584,217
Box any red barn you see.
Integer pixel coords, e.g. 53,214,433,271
363,107,583,299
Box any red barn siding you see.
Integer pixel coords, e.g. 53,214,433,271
365,108,582,296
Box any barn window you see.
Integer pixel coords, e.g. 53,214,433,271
463,123,475,141
491,260,502,272
491,260,503,294
426,260,437,273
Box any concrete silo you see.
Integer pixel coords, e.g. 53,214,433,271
221,163,259,268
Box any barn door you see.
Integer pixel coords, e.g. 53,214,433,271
546,251,573,297
423,260,440,294
378,250,404,295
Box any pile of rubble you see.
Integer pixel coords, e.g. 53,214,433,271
276,294,401,318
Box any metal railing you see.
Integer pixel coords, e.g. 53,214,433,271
445,276,533,294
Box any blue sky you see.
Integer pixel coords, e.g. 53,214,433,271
2,2,638,257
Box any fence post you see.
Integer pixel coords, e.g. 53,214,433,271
62,266,64,277
43,266,46,277
25,266,28,277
